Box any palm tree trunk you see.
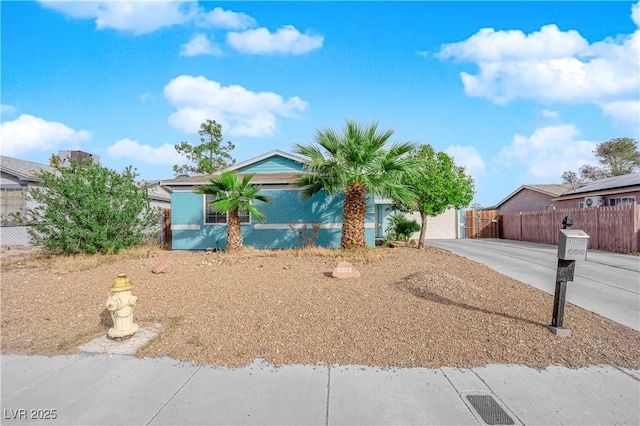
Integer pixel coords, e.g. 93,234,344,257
227,208,243,250
341,184,367,249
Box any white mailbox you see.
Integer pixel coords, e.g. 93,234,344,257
557,229,590,261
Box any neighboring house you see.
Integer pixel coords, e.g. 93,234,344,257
551,173,640,208
0,155,56,221
140,180,171,211
492,173,639,213
492,184,576,214
161,149,461,250
0,153,171,222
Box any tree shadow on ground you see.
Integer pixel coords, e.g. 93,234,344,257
398,284,548,328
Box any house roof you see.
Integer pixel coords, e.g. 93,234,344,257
161,150,306,188
221,149,306,172
492,184,576,209
555,173,640,199
162,172,303,187
1,156,173,203
0,155,56,182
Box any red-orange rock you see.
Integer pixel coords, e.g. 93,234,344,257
152,259,172,274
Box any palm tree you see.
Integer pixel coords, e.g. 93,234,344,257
294,120,420,249
195,171,271,250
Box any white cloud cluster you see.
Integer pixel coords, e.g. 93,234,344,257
196,6,256,30
438,3,640,129
541,109,559,118
0,114,90,157
39,1,197,35
497,124,598,180
180,34,222,57
444,145,485,178
163,75,308,137
227,25,324,55
107,138,182,165
39,1,324,57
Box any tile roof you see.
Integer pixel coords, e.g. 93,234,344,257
493,184,576,208
162,172,304,186
0,155,56,181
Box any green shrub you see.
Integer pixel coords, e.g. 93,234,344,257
386,214,421,242
27,159,160,255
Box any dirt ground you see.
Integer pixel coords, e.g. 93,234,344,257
1,246,639,369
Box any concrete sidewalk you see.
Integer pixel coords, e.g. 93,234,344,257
2,353,639,425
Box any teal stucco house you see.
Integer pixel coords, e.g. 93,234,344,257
161,150,402,250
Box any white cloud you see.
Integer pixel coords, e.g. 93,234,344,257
438,5,640,128
439,25,589,63
227,25,324,55
140,92,154,102
542,109,559,118
39,1,197,35
0,114,90,157
598,100,640,129
107,138,182,165
163,75,308,137
497,124,598,180
180,34,223,57
444,145,485,177
632,2,640,27
1,104,17,118
196,7,256,30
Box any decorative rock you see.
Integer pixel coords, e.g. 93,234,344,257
387,241,399,248
332,261,361,279
408,239,418,247
152,259,172,274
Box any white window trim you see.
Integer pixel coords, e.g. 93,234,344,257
203,195,251,225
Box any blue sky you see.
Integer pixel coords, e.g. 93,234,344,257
2,1,639,207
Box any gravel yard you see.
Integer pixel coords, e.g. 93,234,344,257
1,246,638,369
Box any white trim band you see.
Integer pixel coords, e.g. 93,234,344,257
254,223,376,230
172,224,201,230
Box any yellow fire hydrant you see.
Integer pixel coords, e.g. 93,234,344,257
106,274,139,339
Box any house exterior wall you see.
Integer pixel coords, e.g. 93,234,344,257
171,188,376,250
236,156,305,174
552,190,640,209
405,208,458,240
497,189,556,214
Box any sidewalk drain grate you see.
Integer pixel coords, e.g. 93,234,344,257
466,395,514,425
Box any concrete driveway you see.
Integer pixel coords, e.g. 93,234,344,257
426,239,640,331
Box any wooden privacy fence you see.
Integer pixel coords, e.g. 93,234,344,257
502,204,640,254
465,210,501,239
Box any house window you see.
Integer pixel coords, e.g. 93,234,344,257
0,188,24,217
609,196,636,206
238,208,250,224
204,195,251,225
578,202,585,209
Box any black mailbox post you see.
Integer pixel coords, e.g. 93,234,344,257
548,216,590,337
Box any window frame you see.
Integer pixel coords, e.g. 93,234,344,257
203,195,251,225
609,196,636,206
0,188,24,217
